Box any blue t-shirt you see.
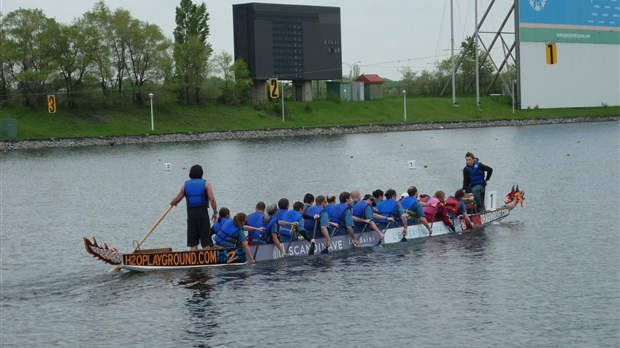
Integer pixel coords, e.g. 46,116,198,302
319,210,329,228
343,208,354,227
364,204,374,220
458,200,467,215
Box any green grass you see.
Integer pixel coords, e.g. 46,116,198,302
0,96,618,140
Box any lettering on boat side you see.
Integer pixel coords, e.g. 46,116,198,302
123,248,246,267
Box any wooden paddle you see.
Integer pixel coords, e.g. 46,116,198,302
110,205,174,272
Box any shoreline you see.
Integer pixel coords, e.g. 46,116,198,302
1,116,618,151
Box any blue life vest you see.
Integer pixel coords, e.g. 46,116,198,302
185,179,206,207
246,212,265,240
212,217,230,234
329,203,350,225
214,219,242,246
263,215,279,241
352,201,368,219
304,205,325,230
352,201,370,226
376,199,398,223
279,210,302,237
465,162,485,186
401,196,422,222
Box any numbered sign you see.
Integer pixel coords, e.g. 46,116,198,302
485,190,497,210
408,160,416,169
163,163,171,171
546,42,557,65
269,79,280,99
47,95,57,114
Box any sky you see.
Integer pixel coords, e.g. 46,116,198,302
1,0,516,80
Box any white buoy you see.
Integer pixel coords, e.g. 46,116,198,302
408,160,416,169
164,163,172,171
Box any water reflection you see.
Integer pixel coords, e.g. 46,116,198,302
177,269,218,343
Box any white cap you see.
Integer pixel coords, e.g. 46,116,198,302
400,192,409,198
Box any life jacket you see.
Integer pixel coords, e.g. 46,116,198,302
465,161,485,186
246,211,265,240
445,197,460,215
185,179,206,207
263,215,279,242
328,203,350,225
304,205,325,230
214,219,242,246
212,217,230,234
352,201,369,226
401,196,421,221
423,197,440,222
278,210,302,238
376,199,398,223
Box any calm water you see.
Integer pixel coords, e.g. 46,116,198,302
1,122,618,347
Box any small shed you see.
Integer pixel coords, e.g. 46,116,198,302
326,82,352,101
356,74,385,100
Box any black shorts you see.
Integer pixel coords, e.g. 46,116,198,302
187,206,212,247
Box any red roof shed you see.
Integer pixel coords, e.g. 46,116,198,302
356,74,385,84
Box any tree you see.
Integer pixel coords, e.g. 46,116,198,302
231,58,251,104
173,0,212,104
83,1,114,98
45,19,95,107
3,9,54,106
398,66,417,94
126,19,170,104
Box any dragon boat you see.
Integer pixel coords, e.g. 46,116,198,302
84,187,524,271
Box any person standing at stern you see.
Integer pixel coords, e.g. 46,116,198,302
462,152,493,213
170,164,218,250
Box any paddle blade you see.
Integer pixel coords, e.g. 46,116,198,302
309,242,316,256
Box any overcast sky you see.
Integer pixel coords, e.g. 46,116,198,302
1,0,515,80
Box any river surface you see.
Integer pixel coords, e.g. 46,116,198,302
1,121,618,347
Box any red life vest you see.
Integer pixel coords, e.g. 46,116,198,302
445,197,460,215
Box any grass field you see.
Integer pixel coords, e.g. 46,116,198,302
1,96,618,140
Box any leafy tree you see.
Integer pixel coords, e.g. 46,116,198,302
0,15,10,103
173,0,212,104
83,1,114,98
108,8,132,103
126,19,170,104
398,66,417,94
45,19,95,107
231,58,252,104
3,9,54,106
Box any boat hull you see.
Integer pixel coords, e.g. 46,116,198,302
250,205,514,262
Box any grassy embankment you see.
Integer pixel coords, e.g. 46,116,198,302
0,95,618,140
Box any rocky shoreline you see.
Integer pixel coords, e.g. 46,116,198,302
1,116,618,151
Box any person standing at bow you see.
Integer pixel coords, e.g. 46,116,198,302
462,152,493,213
170,164,218,250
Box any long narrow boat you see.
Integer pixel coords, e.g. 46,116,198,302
84,187,524,271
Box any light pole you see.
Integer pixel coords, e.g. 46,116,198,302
402,90,407,122
512,80,517,114
149,93,154,131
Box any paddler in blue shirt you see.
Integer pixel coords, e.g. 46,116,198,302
328,192,360,247
270,198,297,258
246,202,266,245
375,189,408,239
304,195,332,254
213,213,258,264
352,194,391,239
170,164,218,250
211,207,230,235
400,186,433,236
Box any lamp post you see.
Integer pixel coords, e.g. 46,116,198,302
402,90,407,122
512,80,516,114
149,93,154,131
